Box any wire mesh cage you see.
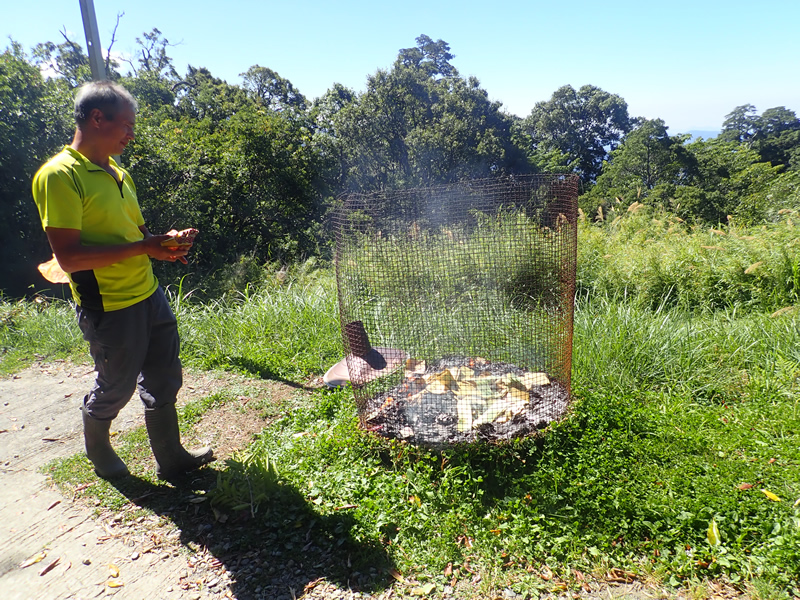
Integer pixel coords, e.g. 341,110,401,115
332,174,579,444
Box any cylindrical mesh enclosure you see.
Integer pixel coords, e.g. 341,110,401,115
333,174,578,444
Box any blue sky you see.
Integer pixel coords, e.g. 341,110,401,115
5,0,800,134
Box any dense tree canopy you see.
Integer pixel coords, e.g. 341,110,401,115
0,43,73,293
520,84,633,185
1,29,799,297
321,35,528,191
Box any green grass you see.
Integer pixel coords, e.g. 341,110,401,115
0,295,84,374
207,298,799,597
6,217,800,597
578,204,800,311
170,260,342,381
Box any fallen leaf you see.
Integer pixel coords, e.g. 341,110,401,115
404,358,426,374
522,372,550,388
38,557,60,576
761,489,782,502
443,563,453,577
46,500,61,510
389,568,405,583
738,483,753,490
456,395,473,432
473,397,510,427
452,366,474,381
106,580,124,588
707,519,721,546
108,563,120,577
425,369,457,394
411,582,436,596
19,552,46,568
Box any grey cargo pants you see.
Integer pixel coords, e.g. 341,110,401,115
77,287,182,420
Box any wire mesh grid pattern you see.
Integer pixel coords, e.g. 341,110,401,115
332,175,579,444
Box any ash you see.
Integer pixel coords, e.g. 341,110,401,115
362,356,570,444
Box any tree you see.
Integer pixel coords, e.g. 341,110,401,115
396,35,457,78
32,33,92,89
582,119,695,217
0,42,73,295
752,106,800,169
590,119,693,195
327,36,527,191
174,66,251,124
520,84,632,185
240,65,307,114
719,104,759,146
721,104,800,170
127,28,179,81
127,100,328,289
679,138,782,223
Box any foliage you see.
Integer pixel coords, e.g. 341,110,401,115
576,202,800,311
4,30,800,300
520,84,633,185
320,35,529,192
0,43,74,297
584,135,787,225
241,65,307,114
582,119,693,211
720,104,800,171
126,98,329,289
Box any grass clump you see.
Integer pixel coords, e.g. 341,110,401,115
0,296,83,374
170,260,342,382
577,203,800,311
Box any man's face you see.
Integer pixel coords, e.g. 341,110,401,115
97,105,136,156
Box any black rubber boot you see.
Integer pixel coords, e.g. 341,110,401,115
144,404,214,481
81,405,129,479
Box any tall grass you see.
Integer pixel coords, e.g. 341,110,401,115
578,203,800,311
0,296,83,374
168,260,342,381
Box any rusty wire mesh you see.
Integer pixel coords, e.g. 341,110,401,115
332,174,579,444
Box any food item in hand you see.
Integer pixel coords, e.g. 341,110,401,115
161,228,199,249
38,254,69,284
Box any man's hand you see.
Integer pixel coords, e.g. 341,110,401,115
143,235,191,264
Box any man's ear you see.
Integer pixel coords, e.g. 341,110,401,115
88,108,105,127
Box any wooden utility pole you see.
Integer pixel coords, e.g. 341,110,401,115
79,0,106,80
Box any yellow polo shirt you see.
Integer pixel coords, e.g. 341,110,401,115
32,146,158,311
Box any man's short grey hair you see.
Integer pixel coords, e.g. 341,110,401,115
73,80,138,125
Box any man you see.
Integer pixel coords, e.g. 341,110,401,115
32,80,214,480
